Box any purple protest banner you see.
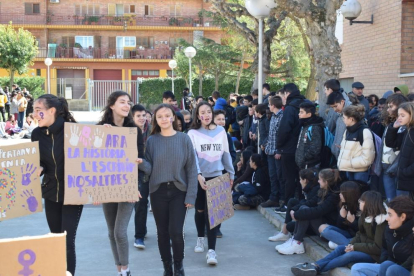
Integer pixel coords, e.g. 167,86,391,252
64,123,139,205
206,173,234,229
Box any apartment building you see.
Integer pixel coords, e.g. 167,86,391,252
339,0,414,95
0,0,223,108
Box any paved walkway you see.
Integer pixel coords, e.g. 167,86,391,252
0,207,312,276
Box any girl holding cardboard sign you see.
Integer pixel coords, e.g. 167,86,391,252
187,102,235,266
31,94,82,276
144,103,198,276
97,90,148,276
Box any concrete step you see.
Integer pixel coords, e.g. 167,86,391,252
257,206,351,276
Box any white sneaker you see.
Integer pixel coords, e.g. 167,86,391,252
268,232,290,242
328,241,338,250
275,237,293,251
277,239,305,255
206,249,218,265
194,237,205,253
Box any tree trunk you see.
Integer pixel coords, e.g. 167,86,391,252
198,65,203,96
305,61,317,101
9,69,15,92
235,50,246,95
305,19,342,119
215,71,219,91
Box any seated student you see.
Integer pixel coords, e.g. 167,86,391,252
233,153,270,210
295,102,324,170
276,169,340,255
16,113,38,139
351,196,414,276
5,115,19,135
319,181,361,249
233,140,243,170
269,168,319,242
337,104,375,182
292,191,387,276
234,150,254,187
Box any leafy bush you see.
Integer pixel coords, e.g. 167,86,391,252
0,76,45,99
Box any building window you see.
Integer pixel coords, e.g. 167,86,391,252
75,4,100,15
144,5,154,16
124,5,135,13
132,70,159,77
75,36,94,48
116,36,136,48
36,69,41,76
169,5,181,16
25,3,40,15
137,37,154,48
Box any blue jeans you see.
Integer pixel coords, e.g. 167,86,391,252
321,225,353,245
316,245,375,273
267,155,284,203
351,261,406,276
18,111,25,128
347,171,370,183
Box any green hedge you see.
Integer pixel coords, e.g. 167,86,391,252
0,76,45,99
138,77,288,107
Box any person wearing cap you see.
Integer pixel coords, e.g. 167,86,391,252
350,82,369,119
394,85,409,96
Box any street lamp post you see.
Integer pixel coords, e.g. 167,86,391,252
245,0,277,104
44,58,53,94
168,60,177,94
184,47,197,97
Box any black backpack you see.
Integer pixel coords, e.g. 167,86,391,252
224,105,236,125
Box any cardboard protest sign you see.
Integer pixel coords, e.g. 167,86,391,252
64,123,139,205
0,232,67,276
0,141,42,221
206,173,234,229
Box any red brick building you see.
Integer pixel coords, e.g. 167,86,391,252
0,0,223,107
339,0,414,96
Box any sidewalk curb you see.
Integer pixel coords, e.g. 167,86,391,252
257,206,351,276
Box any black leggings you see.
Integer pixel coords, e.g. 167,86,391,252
44,199,83,276
293,205,326,242
150,182,188,262
195,177,217,250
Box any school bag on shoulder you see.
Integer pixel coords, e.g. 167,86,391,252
356,128,382,176
224,105,236,125
307,125,336,169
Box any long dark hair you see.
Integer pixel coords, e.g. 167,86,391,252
381,94,408,126
318,169,340,204
299,168,318,188
97,91,133,126
190,101,215,129
359,191,387,235
150,104,178,135
35,94,76,123
340,181,361,215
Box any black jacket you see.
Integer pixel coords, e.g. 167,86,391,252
258,115,270,148
295,115,324,169
31,116,67,202
291,183,320,212
336,207,359,237
294,188,339,225
380,218,414,271
242,115,252,147
252,166,270,200
385,125,414,191
276,91,306,154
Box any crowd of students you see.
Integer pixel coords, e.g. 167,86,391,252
26,79,414,276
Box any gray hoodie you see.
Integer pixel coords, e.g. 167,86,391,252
331,98,352,159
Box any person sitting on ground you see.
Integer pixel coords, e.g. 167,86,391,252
295,102,324,170
276,169,340,255
233,140,243,170
17,113,38,139
292,191,387,276
5,115,19,136
233,153,270,210
233,150,254,188
351,196,414,276
268,168,319,242
318,181,361,249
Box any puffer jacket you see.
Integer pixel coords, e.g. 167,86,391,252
337,121,375,172
380,218,414,271
385,125,414,191
295,115,324,169
350,212,388,262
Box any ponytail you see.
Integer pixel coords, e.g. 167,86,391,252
36,94,77,123
318,169,340,203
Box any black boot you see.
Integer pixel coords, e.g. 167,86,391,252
173,260,185,276
163,260,173,276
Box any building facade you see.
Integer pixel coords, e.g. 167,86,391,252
339,0,414,96
0,0,223,107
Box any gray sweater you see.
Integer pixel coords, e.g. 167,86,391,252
144,132,198,205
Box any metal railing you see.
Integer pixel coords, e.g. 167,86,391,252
37,47,175,59
0,13,218,27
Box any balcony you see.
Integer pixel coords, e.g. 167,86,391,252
36,47,175,60
1,13,218,28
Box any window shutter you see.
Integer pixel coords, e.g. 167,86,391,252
33,4,40,14
108,4,116,16
124,4,129,14
94,36,101,48
149,37,154,48
25,3,33,14
108,37,116,49
176,5,181,16
144,5,148,16
95,4,100,15
68,36,75,47
130,5,135,13
75,4,81,15
149,5,154,16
